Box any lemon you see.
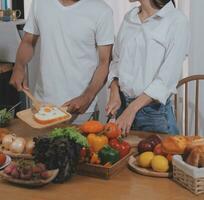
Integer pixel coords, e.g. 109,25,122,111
151,155,169,172
138,152,154,168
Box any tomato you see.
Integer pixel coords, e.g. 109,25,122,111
87,134,108,152
109,138,131,158
104,122,121,139
80,147,87,159
0,153,6,165
80,120,104,134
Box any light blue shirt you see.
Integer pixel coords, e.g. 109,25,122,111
108,2,190,104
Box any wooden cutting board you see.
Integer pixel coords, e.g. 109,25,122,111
16,108,72,129
128,155,172,178
123,135,143,148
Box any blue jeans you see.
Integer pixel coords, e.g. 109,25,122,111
116,92,179,135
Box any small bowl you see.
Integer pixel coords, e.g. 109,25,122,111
0,108,14,128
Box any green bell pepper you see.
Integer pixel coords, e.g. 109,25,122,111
98,145,120,165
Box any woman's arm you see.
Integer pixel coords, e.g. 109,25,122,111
116,17,190,134
106,79,121,115
144,18,190,104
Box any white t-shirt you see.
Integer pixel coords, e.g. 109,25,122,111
24,0,114,112
108,1,190,104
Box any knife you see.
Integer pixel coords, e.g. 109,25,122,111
106,113,116,123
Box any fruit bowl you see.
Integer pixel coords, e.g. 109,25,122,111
128,154,172,178
0,169,59,187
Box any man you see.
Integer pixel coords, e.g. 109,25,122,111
10,0,114,122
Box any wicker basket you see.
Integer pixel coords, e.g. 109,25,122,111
172,155,204,195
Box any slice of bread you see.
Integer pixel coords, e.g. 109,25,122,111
34,106,69,125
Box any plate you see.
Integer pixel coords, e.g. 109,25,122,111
0,169,59,187
17,108,72,129
128,154,172,178
0,155,12,170
0,146,33,160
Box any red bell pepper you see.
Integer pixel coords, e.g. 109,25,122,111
109,138,131,159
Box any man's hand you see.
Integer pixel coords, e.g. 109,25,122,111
9,66,28,91
63,45,112,114
62,94,92,114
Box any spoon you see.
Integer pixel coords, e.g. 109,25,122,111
22,89,42,111
8,101,22,113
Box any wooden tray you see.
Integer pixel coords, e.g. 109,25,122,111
17,108,72,129
128,155,172,178
0,169,59,187
0,146,33,160
77,151,133,179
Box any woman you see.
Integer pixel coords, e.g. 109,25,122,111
106,0,190,135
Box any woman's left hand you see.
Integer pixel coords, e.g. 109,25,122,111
116,103,137,136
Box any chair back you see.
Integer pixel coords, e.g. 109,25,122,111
174,75,204,136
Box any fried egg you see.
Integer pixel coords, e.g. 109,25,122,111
34,106,68,124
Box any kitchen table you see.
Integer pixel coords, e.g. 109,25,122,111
0,119,203,200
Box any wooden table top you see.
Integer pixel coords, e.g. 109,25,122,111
0,120,203,200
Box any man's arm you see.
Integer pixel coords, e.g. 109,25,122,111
63,44,113,114
10,33,39,91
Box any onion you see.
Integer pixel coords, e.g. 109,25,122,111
25,139,35,154
10,137,26,154
2,134,16,150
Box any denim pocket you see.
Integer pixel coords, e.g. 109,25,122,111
134,104,168,133
141,103,165,117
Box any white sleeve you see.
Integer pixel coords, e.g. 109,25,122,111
144,18,190,104
96,8,114,46
23,0,40,36
107,22,124,86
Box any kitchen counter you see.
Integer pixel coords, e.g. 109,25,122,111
0,119,203,200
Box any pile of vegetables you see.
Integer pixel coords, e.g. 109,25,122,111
1,133,35,155
33,127,88,183
0,109,12,127
80,120,131,166
32,121,131,182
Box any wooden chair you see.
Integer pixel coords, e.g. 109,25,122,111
174,75,204,136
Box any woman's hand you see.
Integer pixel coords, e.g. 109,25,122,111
116,93,153,136
106,91,121,116
106,80,121,115
116,103,137,135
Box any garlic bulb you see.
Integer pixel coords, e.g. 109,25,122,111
2,134,16,150
10,137,26,154
25,139,35,154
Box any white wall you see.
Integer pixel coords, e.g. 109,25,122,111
24,0,32,19
189,0,204,136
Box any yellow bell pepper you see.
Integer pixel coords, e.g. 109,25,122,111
87,133,108,152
